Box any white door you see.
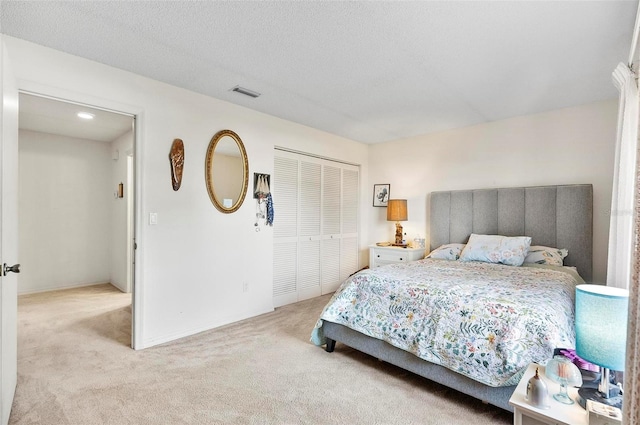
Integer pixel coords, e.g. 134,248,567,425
0,39,19,425
321,164,341,294
298,160,321,301
273,155,298,307
273,150,361,306
340,168,359,281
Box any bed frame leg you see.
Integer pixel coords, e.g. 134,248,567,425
325,338,336,352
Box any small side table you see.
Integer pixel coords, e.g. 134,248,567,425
509,363,588,425
368,245,424,268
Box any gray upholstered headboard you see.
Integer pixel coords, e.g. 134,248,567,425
430,184,593,281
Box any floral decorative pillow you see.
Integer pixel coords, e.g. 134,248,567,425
459,234,532,266
426,243,466,261
523,246,568,266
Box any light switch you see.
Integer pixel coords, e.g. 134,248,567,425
149,212,158,225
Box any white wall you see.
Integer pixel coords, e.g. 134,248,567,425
368,100,617,283
9,34,615,347
18,130,112,293
110,130,134,292
4,36,370,348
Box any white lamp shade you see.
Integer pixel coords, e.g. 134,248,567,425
575,284,629,371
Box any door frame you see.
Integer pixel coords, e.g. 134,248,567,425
17,87,145,349
1,36,19,425
126,149,135,295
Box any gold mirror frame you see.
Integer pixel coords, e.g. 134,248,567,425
205,129,249,214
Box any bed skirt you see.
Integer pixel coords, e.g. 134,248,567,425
322,320,516,412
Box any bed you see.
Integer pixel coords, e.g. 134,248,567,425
311,184,593,412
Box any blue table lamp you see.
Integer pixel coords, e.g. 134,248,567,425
575,284,629,409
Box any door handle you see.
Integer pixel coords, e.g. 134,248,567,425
3,263,20,276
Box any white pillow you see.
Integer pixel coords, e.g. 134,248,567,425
426,243,466,261
459,234,532,266
523,246,568,266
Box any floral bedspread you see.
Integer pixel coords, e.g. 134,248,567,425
311,259,582,387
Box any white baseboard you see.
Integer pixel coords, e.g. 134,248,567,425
139,305,275,350
18,280,112,295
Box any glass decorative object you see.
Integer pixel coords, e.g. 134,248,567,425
545,355,583,405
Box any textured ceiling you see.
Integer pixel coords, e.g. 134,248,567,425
1,1,637,144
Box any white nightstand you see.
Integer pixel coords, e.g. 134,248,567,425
369,245,425,268
509,363,588,425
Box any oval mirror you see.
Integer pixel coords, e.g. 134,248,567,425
205,129,249,213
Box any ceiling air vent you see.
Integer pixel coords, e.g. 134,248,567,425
230,85,261,98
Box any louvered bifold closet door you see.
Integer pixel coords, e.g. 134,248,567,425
298,160,322,301
273,150,360,307
321,165,341,294
340,168,360,281
273,156,299,307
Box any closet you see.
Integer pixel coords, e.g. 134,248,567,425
273,149,359,307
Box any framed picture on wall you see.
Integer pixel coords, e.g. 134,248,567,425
373,184,390,207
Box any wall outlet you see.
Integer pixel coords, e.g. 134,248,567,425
242,281,249,292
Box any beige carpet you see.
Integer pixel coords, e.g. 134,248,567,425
10,284,512,424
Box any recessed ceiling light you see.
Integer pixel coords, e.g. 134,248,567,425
77,112,95,120
230,85,261,98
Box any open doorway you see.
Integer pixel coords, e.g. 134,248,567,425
17,92,136,348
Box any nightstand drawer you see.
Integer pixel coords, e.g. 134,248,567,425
374,251,411,263
521,415,556,425
368,245,425,268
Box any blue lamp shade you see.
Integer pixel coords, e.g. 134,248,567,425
575,284,629,371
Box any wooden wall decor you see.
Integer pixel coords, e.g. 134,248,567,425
169,138,184,191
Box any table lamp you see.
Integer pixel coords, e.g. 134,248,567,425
575,284,629,409
387,199,407,246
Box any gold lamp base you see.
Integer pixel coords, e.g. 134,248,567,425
387,199,408,247
393,221,405,246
